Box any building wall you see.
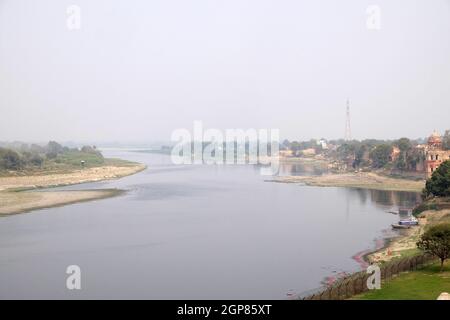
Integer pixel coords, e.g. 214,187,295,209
425,150,450,178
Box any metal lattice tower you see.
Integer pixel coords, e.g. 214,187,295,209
345,99,352,141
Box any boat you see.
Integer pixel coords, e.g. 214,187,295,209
392,224,411,229
398,216,419,226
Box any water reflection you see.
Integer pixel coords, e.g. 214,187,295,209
279,160,422,211
347,188,422,211
278,161,329,176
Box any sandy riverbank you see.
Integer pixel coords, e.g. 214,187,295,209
0,163,146,216
271,172,425,192
367,208,450,264
0,189,125,216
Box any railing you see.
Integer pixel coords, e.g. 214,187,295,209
302,253,435,300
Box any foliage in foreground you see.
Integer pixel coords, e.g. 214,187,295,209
417,223,450,271
423,160,450,198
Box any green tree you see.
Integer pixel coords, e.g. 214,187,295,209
354,144,368,168
369,144,392,168
281,139,290,150
424,160,450,198
417,223,450,271
46,141,64,154
29,154,44,167
290,141,300,154
0,148,24,170
395,137,413,152
393,138,413,171
337,143,356,160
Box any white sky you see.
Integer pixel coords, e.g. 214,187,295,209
0,0,449,142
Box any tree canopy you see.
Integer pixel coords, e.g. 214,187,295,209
417,223,450,271
0,142,104,171
424,160,450,198
369,144,392,168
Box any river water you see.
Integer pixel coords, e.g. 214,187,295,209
0,149,421,299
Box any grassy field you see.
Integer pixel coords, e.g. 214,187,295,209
45,151,140,170
354,261,450,300
0,154,139,177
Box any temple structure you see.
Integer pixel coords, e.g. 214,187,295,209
418,131,450,178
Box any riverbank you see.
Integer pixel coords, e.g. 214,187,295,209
0,160,146,216
280,156,329,165
353,261,450,300
353,202,450,300
367,206,450,264
271,171,425,192
304,202,450,300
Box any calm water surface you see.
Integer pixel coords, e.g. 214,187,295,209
0,150,421,299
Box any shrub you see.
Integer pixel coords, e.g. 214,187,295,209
0,148,24,170
423,160,450,198
417,223,450,271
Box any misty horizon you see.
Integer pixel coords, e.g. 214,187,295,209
1,0,450,304
1,0,450,142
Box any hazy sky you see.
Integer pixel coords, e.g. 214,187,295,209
0,0,449,143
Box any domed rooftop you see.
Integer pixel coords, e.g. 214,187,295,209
427,130,442,146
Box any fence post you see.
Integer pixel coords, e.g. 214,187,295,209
306,253,437,300
320,288,331,300
330,286,339,300
346,278,355,298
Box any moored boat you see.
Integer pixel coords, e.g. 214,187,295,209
398,216,419,226
392,224,411,229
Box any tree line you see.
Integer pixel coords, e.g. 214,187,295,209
0,141,103,171
282,130,450,171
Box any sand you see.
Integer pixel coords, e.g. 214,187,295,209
271,172,425,192
368,209,450,263
0,164,146,192
0,164,146,216
0,189,124,216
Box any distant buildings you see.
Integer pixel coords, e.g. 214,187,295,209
416,131,450,178
318,139,328,149
301,148,316,156
390,146,401,162
279,131,449,179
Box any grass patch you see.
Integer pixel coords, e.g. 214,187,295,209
0,156,141,177
103,158,141,167
394,248,422,260
54,150,104,167
353,261,450,300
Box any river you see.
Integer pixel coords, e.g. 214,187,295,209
0,149,421,299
